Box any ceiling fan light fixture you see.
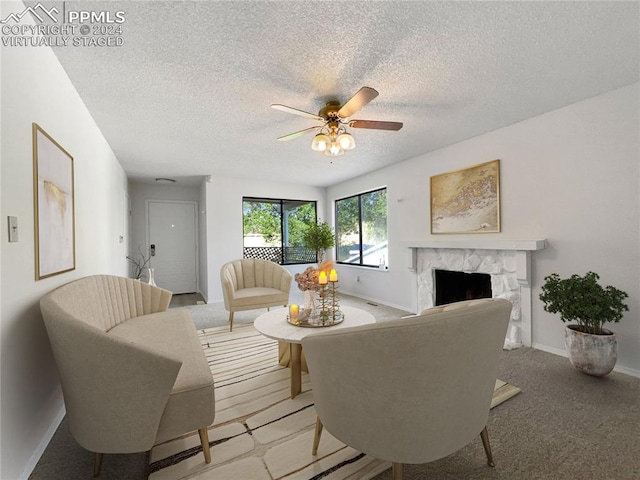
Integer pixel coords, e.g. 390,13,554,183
311,133,330,151
274,86,402,157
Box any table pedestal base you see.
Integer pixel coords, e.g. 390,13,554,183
290,343,302,398
277,342,309,399
278,341,308,371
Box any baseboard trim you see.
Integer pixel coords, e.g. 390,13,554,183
532,343,640,378
611,364,640,378
531,343,566,358
21,402,66,480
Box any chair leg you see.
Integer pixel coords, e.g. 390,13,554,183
392,462,403,480
199,428,212,464
229,312,234,332
480,426,495,467
93,452,103,477
312,416,323,455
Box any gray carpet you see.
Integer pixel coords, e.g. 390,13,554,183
29,296,640,480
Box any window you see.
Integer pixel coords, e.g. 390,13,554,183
335,188,387,267
242,197,317,264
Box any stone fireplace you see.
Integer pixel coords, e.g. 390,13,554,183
406,239,546,349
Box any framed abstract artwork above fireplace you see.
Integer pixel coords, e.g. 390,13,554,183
430,159,500,234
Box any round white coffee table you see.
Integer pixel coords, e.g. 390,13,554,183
254,306,375,398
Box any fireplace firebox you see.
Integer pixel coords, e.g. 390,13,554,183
435,270,492,306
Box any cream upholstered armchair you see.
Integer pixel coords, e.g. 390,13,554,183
302,298,511,480
40,275,215,477
220,258,292,331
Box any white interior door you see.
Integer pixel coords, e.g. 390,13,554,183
148,200,198,294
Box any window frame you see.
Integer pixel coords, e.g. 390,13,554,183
335,187,388,268
242,196,318,265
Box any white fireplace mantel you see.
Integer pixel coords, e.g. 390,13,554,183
405,238,547,348
404,239,547,276
403,238,547,252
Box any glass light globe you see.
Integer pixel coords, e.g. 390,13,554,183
311,133,329,151
326,142,344,156
337,132,355,150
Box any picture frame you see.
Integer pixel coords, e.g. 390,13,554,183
33,123,75,280
430,159,500,234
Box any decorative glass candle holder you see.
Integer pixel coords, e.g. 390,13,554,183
314,272,342,325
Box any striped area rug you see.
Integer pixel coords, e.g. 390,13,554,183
149,324,521,480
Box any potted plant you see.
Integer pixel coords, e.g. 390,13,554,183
539,271,628,376
302,221,335,263
126,245,151,281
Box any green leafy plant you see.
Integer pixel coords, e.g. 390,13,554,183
302,221,335,263
539,271,628,335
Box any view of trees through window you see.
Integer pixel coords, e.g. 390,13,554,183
242,197,317,264
335,188,387,267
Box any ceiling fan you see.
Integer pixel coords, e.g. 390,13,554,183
271,86,403,157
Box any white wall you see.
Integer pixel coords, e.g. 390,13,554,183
0,2,128,477
328,83,640,375
204,176,327,303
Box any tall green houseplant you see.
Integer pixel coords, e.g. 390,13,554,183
302,221,335,263
539,271,628,335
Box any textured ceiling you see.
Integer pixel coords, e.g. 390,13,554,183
42,1,639,187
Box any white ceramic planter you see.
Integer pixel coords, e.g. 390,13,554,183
564,325,617,376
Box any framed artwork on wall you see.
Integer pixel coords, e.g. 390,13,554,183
33,123,76,280
430,159,500,234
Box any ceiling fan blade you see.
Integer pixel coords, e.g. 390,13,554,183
338,86,379,118
349,119,403,131
271,104,324,121
277,125,321,141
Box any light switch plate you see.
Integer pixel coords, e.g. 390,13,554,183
8,216,18,242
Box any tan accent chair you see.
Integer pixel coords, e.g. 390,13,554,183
40,275,215,477
302,298,511,480
220,258,292,331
